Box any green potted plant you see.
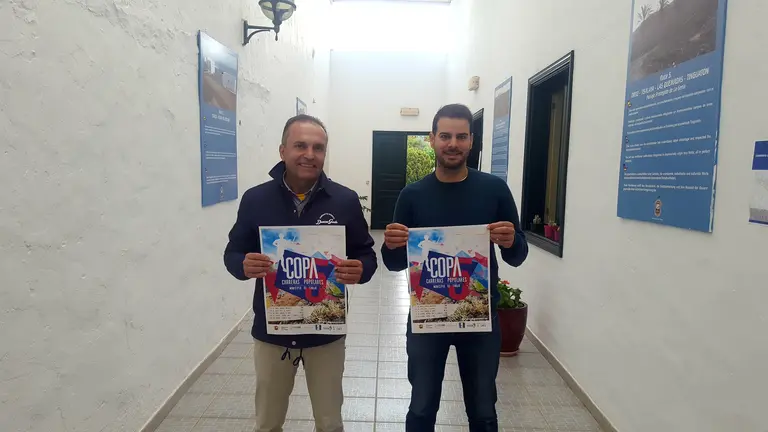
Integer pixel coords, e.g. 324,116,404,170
497,279,527,356
358,195,371,213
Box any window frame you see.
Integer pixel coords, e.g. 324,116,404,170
520,50,575,258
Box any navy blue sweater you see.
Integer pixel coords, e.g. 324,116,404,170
224,162,378,348
381,169,528,308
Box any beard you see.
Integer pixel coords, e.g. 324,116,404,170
436,151,468,170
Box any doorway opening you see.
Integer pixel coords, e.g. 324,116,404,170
406,134,435,185
370,130,430,230
468,108,484,170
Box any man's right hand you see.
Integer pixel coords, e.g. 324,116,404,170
243,253,272,279
384,223,409,249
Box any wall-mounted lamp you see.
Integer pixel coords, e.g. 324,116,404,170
243,0,297,45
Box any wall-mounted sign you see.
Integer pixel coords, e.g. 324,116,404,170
749,141,768,226
616,0,729,232
490,77,512,183
198,31,239,207
400,107,419,117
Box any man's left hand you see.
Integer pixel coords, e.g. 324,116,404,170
488,221,516,249
336,260,364,285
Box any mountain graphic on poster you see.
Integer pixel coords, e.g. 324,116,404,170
473,252,488,268
472,264,487,278
312,252,328,260
326,280,344,298
471,278,488,294
472,275,488,290
471,261,488,294
456,250,472,258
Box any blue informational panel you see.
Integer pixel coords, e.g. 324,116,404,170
490,77,512,182
617,0,728,232
749,141,768,226
198,32,239,207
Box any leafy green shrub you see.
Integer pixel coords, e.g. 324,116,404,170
406,136,435,184
497,279,524,309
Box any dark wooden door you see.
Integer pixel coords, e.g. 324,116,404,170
371,131,407,230
468,108,484,170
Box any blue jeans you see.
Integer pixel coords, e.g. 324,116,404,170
405,316,501,432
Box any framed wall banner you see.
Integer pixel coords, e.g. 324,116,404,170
197,31,239,207
490,77,512,182
749,141,768,226
616,0,729,232
296,97,307,115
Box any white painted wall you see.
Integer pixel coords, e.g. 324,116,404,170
327,50,447,214
327,1,451,52
447,1,768,431
0,0,330,430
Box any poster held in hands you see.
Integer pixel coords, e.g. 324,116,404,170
407,225,492,333
259,226,347,335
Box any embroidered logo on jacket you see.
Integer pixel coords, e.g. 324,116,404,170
316,213,338,225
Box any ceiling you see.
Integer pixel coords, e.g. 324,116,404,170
331,0,451,3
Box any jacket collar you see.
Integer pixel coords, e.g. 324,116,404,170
269,161,332,195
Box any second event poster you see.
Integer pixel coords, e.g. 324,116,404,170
259,226,347,335
407,225,492,333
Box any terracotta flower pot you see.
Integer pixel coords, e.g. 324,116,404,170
498,303,528,357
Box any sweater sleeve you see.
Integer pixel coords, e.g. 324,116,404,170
497,183,529,267
380,187,412,272
223,191,259,281
346,195,378,285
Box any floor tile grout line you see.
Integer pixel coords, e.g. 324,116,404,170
199,352,247,428
186,415,203,432
188,355,247,429
372,295,382,432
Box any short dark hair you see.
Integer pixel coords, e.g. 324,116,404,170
281,114,328,146
431,103,473,134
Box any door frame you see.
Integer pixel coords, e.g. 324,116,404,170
370,130,431,229
471,108,484,171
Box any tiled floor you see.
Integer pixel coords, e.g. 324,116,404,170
155,262,601,432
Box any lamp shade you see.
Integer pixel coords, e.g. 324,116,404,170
259,0,296,23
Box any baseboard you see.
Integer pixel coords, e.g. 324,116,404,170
525,329,619,432
138,311,250,432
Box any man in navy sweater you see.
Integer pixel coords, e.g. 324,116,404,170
381,104,529,432
224,114,377,432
